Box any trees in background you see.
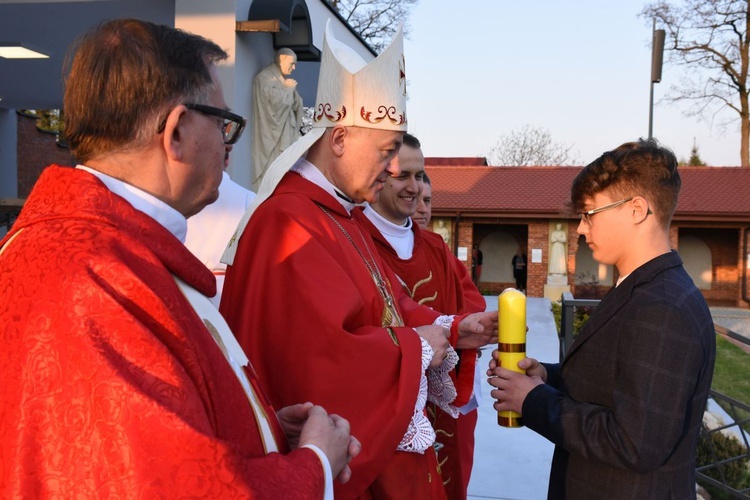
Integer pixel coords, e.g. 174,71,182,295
679,139,707,166
327,0,418,52
642,0,750,166
487,125,580,166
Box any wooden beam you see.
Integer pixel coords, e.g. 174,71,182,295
236,20,281,33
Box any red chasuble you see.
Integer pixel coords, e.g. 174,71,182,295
221,172,444,498
355,209,486,500
0,166,324,498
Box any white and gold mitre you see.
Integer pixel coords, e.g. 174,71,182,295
222,19,407,265
312,20,407,131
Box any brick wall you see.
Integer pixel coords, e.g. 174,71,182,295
441,215,749,308
679,225,745,307
16,113,75,198
526,221,549,297
457,217,474,278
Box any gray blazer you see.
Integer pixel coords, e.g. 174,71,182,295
524,251,715,499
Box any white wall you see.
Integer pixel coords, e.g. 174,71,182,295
479,231,517,283
679,235,713,290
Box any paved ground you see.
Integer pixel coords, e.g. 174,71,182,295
467,297,558,500
710,306,750,341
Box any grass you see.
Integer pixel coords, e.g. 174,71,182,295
698,336,750,500
712,336,750,430
712,336,750,402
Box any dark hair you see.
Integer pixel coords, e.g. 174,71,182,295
569,138,680,228
63,19,228,162
403,132,421,149
422,172,431,186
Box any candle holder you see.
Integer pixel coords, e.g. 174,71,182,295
497,288,526,428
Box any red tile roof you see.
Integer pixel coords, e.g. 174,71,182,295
424,164,750,221
424,157,488,166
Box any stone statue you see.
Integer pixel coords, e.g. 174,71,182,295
252,48,304,191
433,219,451,245
549,223,567,275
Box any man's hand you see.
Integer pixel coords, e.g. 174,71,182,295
279,403,361,484
486,352,546,414
455,311,498,349
487,350,548,381
414,325,450,368
283,78,298,89
277,402,314,449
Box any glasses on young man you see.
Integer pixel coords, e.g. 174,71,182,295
157,103,247,145
184,103,247,145
578,197,633,226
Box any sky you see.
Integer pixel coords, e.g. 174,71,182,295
402,0,743,166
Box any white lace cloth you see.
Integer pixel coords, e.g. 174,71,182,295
427,347,460,418
428,315,460,417
397,317,460,453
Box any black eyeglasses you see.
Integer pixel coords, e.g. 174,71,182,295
578,197,632,226
185,103,246,145
157,103,247,145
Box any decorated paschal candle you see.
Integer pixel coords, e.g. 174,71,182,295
497,288,526,428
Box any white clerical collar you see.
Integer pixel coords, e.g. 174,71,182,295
77,165,187,242
291,158,358,213
362,204,414,259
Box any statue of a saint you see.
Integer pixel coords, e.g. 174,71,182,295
433,219,451,245
549,223,567,275
252,48,304,191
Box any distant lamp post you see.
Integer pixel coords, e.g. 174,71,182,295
649,21,666,140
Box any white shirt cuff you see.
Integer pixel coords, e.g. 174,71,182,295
302,444,334,500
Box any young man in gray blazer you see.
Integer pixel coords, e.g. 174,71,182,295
489,138,715,499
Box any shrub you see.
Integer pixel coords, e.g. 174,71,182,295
696,428,750,499
550,301,590,338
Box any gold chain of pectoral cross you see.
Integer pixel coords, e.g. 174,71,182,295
316,203,404,327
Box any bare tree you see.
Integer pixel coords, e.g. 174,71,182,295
641,0,750,166
487,125,580,166
327,0,418,52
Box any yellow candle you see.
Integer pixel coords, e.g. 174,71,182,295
497,288,527,428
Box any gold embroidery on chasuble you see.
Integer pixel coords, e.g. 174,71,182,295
380,276,404,331
386,328,399,346
203,320,228,356
316,203,403,344
408,271,438,306
418,292,438,306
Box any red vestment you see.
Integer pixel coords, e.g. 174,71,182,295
0,166,324,498
221,172,447,499
355,209,485,499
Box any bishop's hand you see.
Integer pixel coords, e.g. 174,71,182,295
414,324,450,368
455,311,498,349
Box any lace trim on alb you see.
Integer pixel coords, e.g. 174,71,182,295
427,346,460,418
397,338,436,453
434,314,455,330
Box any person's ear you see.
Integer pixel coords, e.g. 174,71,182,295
162,104,189,162
631,196,651,224
329,126,347,157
